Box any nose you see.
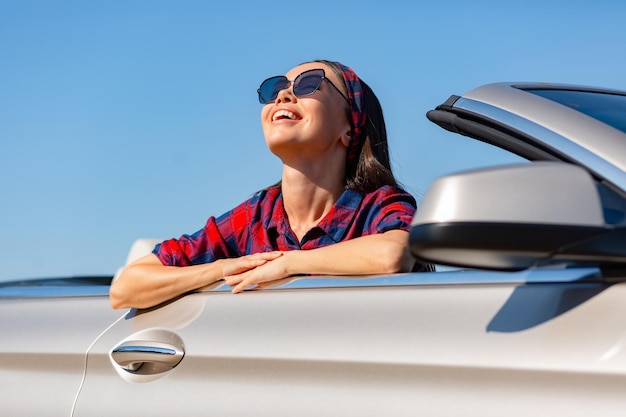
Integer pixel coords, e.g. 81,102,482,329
275,83,296,103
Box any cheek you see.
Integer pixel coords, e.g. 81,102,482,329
307,99,349,130
260,107,272,132
260,106,271,122
321,104,351,136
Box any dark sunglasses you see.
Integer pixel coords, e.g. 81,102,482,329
257,68,349,105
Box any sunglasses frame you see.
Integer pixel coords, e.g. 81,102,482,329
258,68,350,105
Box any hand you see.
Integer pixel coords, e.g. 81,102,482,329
220,251,283,278
224,252,291,294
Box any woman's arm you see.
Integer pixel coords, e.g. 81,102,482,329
225,230,413,293
109,251,282,309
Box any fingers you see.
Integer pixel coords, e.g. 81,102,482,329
257,251,283,260
223,272,247,288
221,251,283,277
231,281,249,294
242,251,283,266
229,268,281,294
222,251,288,294
231,277,264,294
256,277,295,290
224,270,260,293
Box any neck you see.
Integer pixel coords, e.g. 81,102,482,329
280,160,345,241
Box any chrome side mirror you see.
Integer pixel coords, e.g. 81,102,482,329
409,163,614,270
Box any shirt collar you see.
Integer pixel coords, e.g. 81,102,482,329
267,188,287,234
316,189,363,243
267,188,364,244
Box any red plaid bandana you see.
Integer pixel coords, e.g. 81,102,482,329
334,62,367,163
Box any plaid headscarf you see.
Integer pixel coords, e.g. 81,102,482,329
334,62,367,163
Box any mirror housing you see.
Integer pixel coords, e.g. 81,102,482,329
409,162,626,270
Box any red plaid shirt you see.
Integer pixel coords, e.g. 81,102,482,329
154,185,417,266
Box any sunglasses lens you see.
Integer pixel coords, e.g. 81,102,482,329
257,69,326,104
293,69,324,97
258,76,289,104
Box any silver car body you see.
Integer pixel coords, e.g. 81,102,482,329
3,82,626,416
457,83,626,188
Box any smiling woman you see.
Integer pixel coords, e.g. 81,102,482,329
109,59,432,310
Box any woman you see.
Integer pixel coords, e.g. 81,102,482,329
110,60,429,310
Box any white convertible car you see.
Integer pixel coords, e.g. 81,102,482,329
3,82,626,416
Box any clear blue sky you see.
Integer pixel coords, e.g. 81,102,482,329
2,0,625,281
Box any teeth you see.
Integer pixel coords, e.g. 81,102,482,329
272,110,296,121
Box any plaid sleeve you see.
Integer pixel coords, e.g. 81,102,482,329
152,215,230,267
360,186,417,234
153,198,257,266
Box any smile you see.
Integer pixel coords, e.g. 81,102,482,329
272,110,299,122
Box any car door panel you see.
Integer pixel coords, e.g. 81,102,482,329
0,297,123,416
74,276,626,416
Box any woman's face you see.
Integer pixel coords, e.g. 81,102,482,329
261,62,352,161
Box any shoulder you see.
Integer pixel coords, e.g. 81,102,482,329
227,185,281,213
347,185,417,234
219,185,282,227
361,185,417,207
252,184,281,203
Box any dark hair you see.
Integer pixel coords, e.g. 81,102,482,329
316,60,400,193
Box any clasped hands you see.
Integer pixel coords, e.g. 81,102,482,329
218,251,292,294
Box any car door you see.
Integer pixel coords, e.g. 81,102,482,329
0,293,121,416
72,270,626,416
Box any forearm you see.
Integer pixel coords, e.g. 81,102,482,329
109,254,223,310
226,230,413,293
286,230,414,276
